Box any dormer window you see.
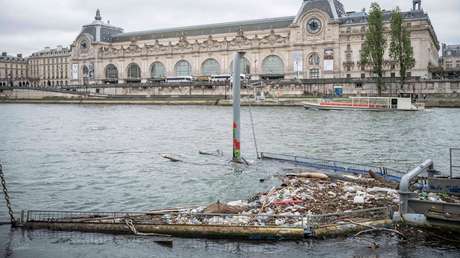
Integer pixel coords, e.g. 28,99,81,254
80,40,88,49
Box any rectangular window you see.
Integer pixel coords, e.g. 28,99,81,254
346,74,351,78
361,73,365,79
310,69,320,79
391,73,396,78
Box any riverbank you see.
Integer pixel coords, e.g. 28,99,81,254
1,97,460,107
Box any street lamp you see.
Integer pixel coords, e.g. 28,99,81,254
83,75,89,97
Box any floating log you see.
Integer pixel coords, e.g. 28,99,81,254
286,172,329,180
24,222,305,241
312,219,393,238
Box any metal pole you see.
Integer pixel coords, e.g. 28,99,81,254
450,148,453,179
248,103,260,159
232,52,245,162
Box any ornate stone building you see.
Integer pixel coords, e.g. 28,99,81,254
67,0,439,85
0,52,28,87
28,46,71,87
441,44,460,79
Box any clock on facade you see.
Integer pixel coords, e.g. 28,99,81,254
307,18,322,34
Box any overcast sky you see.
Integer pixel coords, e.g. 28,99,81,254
0,0,459,56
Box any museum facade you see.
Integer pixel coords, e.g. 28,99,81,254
68,0,440,85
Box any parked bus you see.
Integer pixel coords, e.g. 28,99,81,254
166,76,194,83
149,77,166,83
230,74,248,83
210,74,231,82
209,74,248,83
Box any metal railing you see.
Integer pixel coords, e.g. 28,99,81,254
450,148,460,178
24,207,389,229
260,152,404,182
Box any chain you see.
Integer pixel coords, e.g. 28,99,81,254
0,164,16,225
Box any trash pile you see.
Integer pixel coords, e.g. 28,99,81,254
246,172,400,215
415,191,460,203
157,171,400,227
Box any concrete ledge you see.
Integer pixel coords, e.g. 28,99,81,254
1,97,460,108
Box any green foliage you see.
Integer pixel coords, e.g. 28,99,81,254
390,7,415,89
360,2,386,96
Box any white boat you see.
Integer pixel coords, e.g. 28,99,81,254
304,97,425,111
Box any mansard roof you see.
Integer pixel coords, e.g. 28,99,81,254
0,54,27,62
294,0,345,21
105,0,435,45
340,9,430,25
111,16,295,43
110,1,345,43
443,45,460,57
30,46,70,57
75,10,124,44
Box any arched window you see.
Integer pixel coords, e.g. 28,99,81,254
127,63,141,81
201,59,220,76
151,62,166,78
229,57,251,74
82,65,89,78
175,60,192,76
262,55,284,75
105,64,118,80
308,53,320,66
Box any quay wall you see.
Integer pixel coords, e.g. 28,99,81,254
1,79,459,107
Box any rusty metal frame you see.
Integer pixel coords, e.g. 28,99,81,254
24,207,389,230
450,148,460,178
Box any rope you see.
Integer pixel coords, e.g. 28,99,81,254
0,163,16,225
124,219,171,237
248,103,260,159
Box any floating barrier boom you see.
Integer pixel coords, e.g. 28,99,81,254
21,207,391,240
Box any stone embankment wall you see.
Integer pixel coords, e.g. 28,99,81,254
0,88,81,99
1,79,459,107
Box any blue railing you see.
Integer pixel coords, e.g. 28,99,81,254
260,152,404,182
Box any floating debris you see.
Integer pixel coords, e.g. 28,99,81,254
160,154,182,162
154,171,401,227
198,150,223,157
415,191,460,204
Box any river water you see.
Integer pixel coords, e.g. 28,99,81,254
0,104,459,257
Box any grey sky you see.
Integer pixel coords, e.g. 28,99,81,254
0,0,459,56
